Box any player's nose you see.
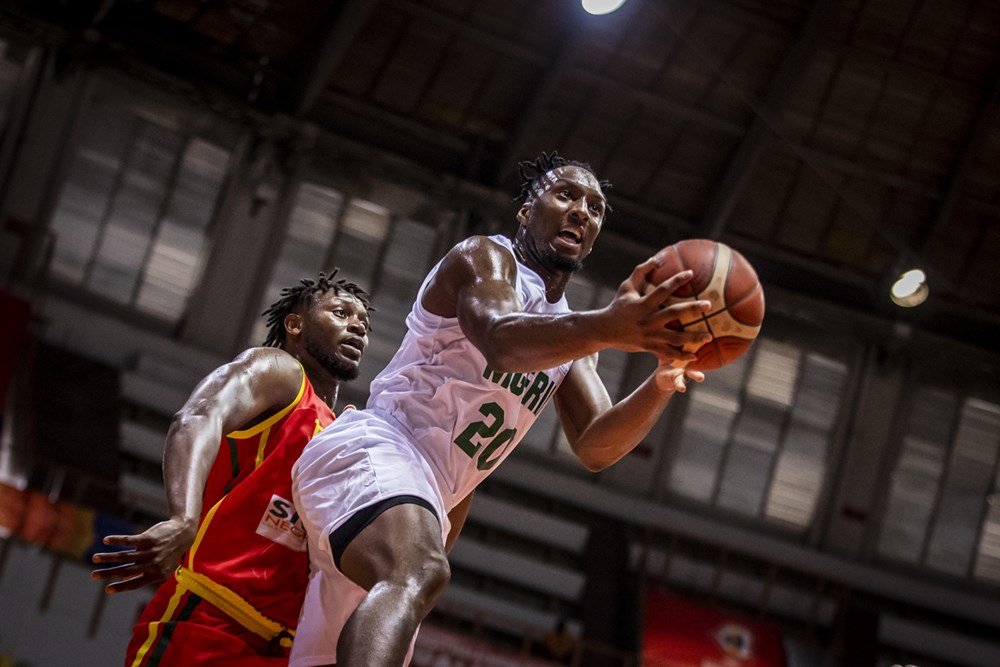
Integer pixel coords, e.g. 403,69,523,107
348,318,367,335
568,197,588,220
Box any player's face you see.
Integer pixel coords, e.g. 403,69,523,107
517,165,607,272
302,292,369,381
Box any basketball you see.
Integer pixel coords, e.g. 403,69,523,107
649,239,765,371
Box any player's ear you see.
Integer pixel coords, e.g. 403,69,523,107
516,201,531,226
284,313,304,338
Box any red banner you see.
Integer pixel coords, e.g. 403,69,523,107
18,490,58,545
642,587,786,667
0,481,26,538
48,502,97,558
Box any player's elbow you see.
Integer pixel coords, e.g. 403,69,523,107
481,348,521,373
578,454,611,473
476,321,523,373
572,442,612,473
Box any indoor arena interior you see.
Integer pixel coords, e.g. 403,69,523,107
0,0,998,666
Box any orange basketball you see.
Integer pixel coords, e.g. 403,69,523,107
649,239,765,371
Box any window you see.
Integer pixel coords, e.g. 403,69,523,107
251,180,439,395
249,182,346,346
667,337,851,530
879,386,1000,584
49,94,231,324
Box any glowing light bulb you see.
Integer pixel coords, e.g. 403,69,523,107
890,269,928,307
582,0,628,16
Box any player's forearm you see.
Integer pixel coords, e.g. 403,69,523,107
162,413,223,526
479,309,615,372
570,377,674,472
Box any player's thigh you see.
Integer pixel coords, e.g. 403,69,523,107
338,502,448,592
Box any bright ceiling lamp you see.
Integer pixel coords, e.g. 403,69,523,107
890,268,929,307
582,0,628,16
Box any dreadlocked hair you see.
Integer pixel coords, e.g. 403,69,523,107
514,150,612,211
261,269,374,348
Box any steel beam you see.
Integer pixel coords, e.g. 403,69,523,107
292,0,380,117
920,64,1000,255
702,0,839,239
495,24,584,183
389,0,744,138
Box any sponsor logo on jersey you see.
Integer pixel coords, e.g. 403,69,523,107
255,494,306,552
482,365,558,415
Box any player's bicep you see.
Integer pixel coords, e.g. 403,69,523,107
553,355,612,448
447,241,522,354
456,276,522,350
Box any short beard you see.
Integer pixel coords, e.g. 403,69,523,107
540,248,584,274
304,336,360,381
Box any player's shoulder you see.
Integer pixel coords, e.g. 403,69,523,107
446,235,517,275
229,347,302,382
456,234,505,251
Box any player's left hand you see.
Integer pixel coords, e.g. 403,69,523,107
652,362,705,394
90,516,197,594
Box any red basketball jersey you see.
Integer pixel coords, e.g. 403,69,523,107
184,367,334,630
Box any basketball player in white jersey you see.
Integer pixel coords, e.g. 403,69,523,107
290,152,713,666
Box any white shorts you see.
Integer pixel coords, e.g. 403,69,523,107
289,408,450,666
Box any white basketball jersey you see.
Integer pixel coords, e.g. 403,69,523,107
368,234,573,509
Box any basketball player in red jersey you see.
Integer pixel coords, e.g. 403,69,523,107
90,271,372,666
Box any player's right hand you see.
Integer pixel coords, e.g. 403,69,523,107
600,256,713,362
90,516,197,594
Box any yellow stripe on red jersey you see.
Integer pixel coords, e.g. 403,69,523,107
185,364,334,631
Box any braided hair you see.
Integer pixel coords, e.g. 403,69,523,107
261,270,373,348
514,151,612,211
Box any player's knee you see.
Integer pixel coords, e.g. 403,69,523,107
421,549,450,593
399,548,449,607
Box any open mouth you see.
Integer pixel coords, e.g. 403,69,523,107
339,338,365,359
557,229,582,246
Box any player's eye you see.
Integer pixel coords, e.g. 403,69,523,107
558,189,571,198
333,309,346,317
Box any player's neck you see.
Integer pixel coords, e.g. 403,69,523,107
511,234,573,303
310,374,340,409
297,357,340,409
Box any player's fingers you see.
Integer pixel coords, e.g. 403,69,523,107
661,330,712,347
102,534,148,548
102,573,153,595
674,372,688,393
628,256,661,285
658,299,711,318
91,563,145,581
652,345,698,364
685,369,706,383
92,548,153,565
648,268,694,294
621,259,657,294
92,549,143,564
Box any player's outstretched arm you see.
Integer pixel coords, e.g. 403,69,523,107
423,237,713,372
90,348,302,593
554,356,704,472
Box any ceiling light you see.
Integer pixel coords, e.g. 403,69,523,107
889,269,928,307
581,0,628,16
